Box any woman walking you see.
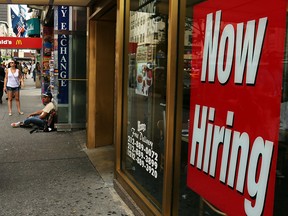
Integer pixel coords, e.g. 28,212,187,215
33,62,41,82
3,60,24,116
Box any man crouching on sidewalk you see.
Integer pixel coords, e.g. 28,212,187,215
11,92,56,128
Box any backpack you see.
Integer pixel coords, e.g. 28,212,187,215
43,109,57,132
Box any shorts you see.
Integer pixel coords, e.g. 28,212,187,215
6,86,20,92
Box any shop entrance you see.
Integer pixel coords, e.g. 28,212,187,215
87,5,116,148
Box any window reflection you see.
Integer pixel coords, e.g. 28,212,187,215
275,15,288,216
179,6,201,216
122,0,169,210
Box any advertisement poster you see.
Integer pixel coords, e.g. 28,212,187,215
135,62,153,96
42,26,54,94
187,0,286,215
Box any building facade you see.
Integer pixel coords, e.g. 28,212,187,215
0,4,9,62
88,0,288,215
1,0,287,215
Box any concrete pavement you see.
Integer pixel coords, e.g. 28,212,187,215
0,74,134,216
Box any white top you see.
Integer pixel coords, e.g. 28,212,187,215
30,63,36,73
7,68,20,88
42,102,56,114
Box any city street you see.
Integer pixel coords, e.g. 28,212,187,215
0,74,133,216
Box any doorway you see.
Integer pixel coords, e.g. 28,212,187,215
87,5,116,148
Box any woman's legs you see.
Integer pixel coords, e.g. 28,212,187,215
0,83,3,103
14,90,22,113
7,90,13,114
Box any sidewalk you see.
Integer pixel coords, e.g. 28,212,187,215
0,75,134,216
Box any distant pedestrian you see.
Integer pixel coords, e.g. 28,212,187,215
0,64,5,103
3,60,24,116
30,61,36,81
15,61,23,75
23,64,29,79
33,62,41,82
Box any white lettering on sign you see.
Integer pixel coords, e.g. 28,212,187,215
127,126,158,178
138,121,146,132
60,6,68,17
60,6,68,30
0,40,12,45
60,39,68,47
190,104,273,216
59,34,68,87
201,10,268,85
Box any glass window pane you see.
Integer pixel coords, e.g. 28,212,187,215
178,1,202,215
276,11,288,216
121,0,169,210
179,0,288,215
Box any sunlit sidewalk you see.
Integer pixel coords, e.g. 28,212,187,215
0,74,133,216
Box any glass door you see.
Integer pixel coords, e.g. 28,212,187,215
121,0,169,211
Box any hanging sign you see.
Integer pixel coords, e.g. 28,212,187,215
0,37,42,49
26,18,40,36
57,6,70,104
187,0,286,215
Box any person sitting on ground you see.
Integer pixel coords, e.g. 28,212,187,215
11,92,56,128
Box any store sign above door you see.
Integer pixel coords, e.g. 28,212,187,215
0,37,42,49
187,0,286,215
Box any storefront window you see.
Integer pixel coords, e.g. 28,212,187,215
276,11,288,216
180,0,288,215
122,0,169,210
178,1,203,215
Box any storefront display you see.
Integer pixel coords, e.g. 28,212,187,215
122,0,169,210
113,0,288,215
185,0,287,215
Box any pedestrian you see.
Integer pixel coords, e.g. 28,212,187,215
0,64,5,103
3,60,24,116
33,62,41,82
23,64,29,79
15,61,23,76
11,92,56,128
30,61,36,81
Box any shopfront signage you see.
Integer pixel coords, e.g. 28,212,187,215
57,6,70,104
187,0,286,215
26,18,40,36
0,37,42,49
127,121,158,178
